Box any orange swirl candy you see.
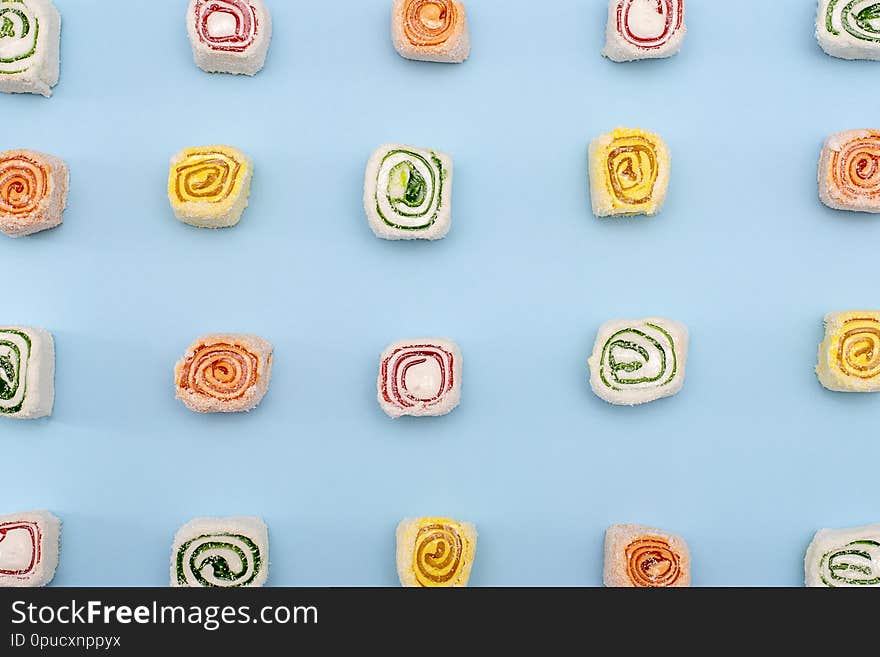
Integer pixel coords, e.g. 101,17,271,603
820,129,880,212
0,155,46,217
625,537,682,587
0,150,68,238
180,343,256,400
603,524,690,587
175,334,273,413
404,0,457,46
392,0,470,63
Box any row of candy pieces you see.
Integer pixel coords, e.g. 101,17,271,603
2,127,878,240
4,1,879,99
2,314,879,421
2,512,878,588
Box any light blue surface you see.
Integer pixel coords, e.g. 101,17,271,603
2,0,878,587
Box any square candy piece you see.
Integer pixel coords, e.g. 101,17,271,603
378,338,461,418
396,517,477,587
589,128,670,217
0,150,68,238
817,311,880,392
602,0,686,62
364,143,453,240
171,516,268,587
819,130,880,213
175,334,273,413
588,318,688,405
0,510,60,587
168,145,252,229
392,0,470,63
0,0,61,97
817,0,880,60
0,326,54,419
604,524,690,587
805,523,880,587
187,0,272,75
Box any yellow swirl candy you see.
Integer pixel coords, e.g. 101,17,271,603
590,127,669,217
817,311,880,392
834,316,880,379
414,522,463,586
399,517,476,587
168,145,252,228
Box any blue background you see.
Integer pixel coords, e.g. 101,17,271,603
2,0,878,587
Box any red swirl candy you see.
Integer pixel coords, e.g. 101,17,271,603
193,0,259,53
616,0,684,50
380,344,455,411
0,522,41,576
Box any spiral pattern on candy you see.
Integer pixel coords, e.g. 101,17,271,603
0,0,39,75
176,533,262,587
374,148,445,231
598,323,677,391
819,540,880,586
0,520,40,576
172,149,243,205
616,0,684,49
835,316,880,379
625,537,683,587
829,132,880,203
193,0,258,52
381,343,455,411
0,153,47,216
0,329,31,415
177,342,258,402
403,0,458,47
826,0,880,43
606,135,660,206
413,522,465,586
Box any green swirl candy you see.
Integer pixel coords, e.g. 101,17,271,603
599,323,678,391
375,148,445,231
0,329,30,415
819,540,880,586
0,0,40,76
176,533,263,587
826,0,880,42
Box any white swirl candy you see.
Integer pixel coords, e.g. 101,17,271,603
0,327,54,420
602,0,686,62
0,0,61,97
186,0,273,75
364,144,453,240
0,510,60,587
806,523,880,587
818,0,880,60
588,318,688,405
171,516,269,588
